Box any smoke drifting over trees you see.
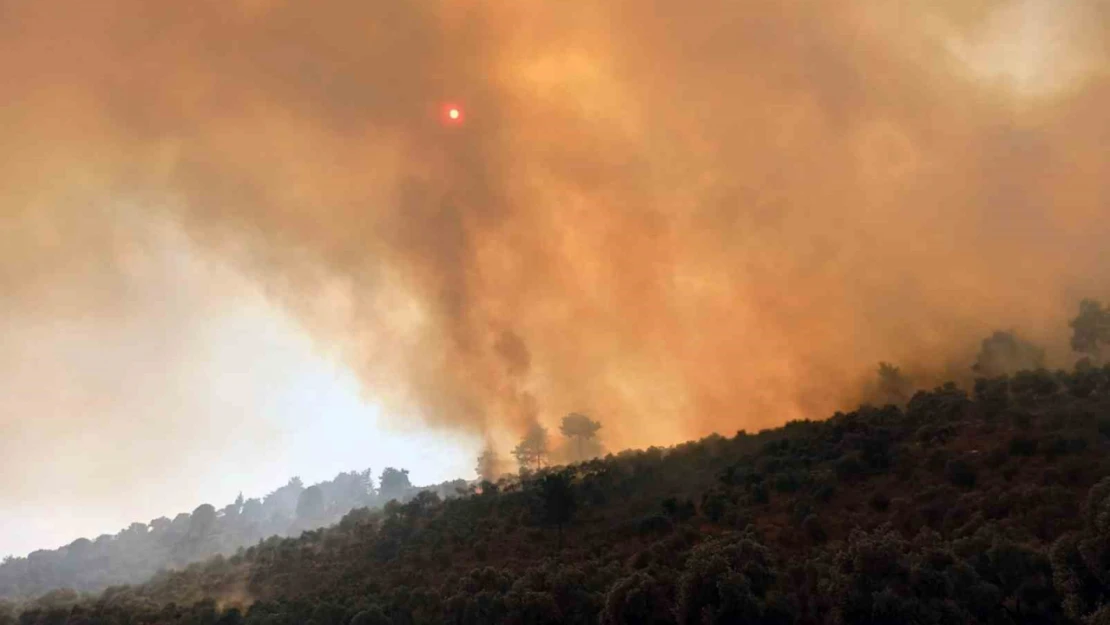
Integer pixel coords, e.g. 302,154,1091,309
7,357,1110,625
1070,299,1110,364
511,423,550,475
0,468,466,600
972,331,1047,378
505,413,606,476
560,413,604,463
3,305,1110,617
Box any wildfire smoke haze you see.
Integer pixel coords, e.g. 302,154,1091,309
1,0,1109,486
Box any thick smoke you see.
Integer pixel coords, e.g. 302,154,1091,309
2,0,1109,467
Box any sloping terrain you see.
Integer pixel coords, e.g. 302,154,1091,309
7,365,1110,624
0,469,467,601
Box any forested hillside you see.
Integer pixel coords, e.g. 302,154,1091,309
0,468,467,600
6,362,1110,624
6,300,1110,624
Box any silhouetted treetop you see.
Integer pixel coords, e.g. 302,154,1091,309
1071,298,1110,362
973,330,1046,378
560,412,604,462
512,422,550,473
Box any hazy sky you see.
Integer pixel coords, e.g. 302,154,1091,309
1,0,1108,558
0,219,480,558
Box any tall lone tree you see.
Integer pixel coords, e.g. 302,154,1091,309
512,423,549,473
559,412,603,462
475,446,501,482
1070,299,1110,363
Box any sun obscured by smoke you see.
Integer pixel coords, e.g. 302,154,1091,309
1,0,1108,472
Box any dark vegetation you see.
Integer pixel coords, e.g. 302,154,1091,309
5,301,1110,624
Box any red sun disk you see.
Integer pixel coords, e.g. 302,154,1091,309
441,103,464,125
